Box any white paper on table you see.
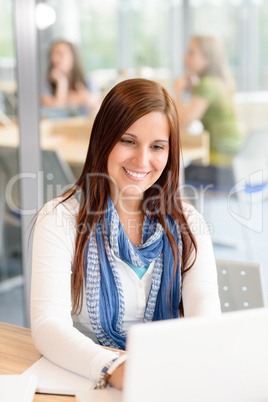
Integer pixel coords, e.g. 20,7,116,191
24,356,94,395
0,374,37,402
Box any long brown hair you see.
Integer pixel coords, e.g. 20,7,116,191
62,78,197,314
48,40,87,92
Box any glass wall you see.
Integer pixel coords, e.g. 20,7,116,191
36,0,268,303
259,0,268,89
39,0,179,96
37,0,183,182
188,0,241,87
34,0,268,89
188,0,268,92
128,1,171,70
0,0,24,325
80,0,118,72
186,1,268,305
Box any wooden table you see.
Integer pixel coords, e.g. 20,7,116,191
180,130,209,166
0,322,76,401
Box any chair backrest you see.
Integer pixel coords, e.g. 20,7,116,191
216,259,266,313
0,146,76,263
0,146,76,211
42,149,76,202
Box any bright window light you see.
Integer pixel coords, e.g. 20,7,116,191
35,3,56,30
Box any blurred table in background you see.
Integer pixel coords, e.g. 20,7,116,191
41,117,93,166
180,130,209,166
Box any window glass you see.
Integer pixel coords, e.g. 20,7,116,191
129,0,170,69
188,0,241,88
259,1,268,90
80,0,118,72
187,0,268,303
35,0,268,307
0,0,23,325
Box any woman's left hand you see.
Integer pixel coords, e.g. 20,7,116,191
108,362,125,390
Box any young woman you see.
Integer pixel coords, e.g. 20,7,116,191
31,78,221,390
41,40,100,116
175,35,243,187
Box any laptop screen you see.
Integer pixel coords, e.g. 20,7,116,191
123,308,268,402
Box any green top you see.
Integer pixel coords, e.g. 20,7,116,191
192,76,243,167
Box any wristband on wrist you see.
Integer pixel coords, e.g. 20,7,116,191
94,354,128,389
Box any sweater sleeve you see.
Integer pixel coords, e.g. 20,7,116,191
31,198,119,382
181,203,222,317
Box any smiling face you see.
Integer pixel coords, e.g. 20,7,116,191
107,111,170,203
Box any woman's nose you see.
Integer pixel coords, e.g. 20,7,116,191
132,147,149,168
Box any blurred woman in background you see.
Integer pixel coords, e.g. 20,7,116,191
175,35,243,187
41,40,100,117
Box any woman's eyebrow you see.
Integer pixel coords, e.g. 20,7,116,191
123,133,169,143
123,132,137,138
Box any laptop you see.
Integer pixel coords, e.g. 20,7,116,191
77,307,268,402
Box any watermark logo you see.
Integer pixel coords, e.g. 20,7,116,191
227,170,264,233
3,169,266,234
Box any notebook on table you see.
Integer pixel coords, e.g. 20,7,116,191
77,307,268,402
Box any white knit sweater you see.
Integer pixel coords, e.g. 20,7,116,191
31,196,221,383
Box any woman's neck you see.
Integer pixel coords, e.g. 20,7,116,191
112,196,144,246
109,188,143,213
113,195,143,216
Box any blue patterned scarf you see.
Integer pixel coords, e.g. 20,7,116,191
84,197,182,350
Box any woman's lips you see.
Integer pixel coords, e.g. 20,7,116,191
123,167,149,181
